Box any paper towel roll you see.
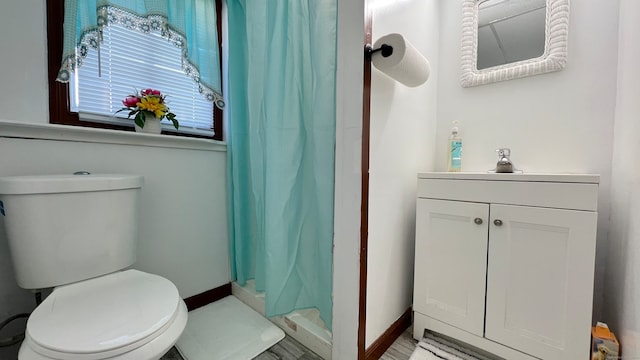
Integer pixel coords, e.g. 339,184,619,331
372,33,430,87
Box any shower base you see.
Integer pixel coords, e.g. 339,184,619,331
231,280,332,360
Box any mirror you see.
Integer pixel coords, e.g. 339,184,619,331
477,0,546,70
460,0,569,87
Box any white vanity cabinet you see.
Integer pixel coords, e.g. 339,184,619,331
413,173,599,360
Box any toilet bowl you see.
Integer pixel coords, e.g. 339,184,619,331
0,174,188,360
18,270,187,360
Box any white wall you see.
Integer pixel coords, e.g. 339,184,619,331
0,1,49,124
605,0,640,356
332,0,365,357
435,0,620,320
0,2,230,358
436,0,618,176
365,0,439,348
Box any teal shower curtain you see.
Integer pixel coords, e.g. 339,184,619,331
226,0,337,330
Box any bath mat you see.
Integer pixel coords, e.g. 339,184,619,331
410,341,474,360
409,332,498,360
175,296,285,360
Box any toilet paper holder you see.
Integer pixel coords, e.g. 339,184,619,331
366,44,394,58
365,33,430,87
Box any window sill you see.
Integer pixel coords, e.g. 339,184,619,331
0,120,226,152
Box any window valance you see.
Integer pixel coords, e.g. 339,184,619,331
57,0,224,109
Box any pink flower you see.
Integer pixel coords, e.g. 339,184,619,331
142,88,161,96
122,96,140,108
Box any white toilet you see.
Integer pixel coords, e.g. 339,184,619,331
0,173,187,360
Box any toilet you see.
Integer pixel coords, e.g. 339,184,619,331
0,173,187,360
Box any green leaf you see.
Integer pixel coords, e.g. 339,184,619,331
134,112,145,128
166,113,179,129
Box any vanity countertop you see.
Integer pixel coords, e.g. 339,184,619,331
418,172,600,184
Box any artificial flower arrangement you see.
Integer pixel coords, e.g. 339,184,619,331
117,88,179,130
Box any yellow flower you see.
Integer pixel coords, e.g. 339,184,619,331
137,96,168,118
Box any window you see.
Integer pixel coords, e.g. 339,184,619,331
46,0,223,140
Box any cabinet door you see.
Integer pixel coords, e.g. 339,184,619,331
485,204,597,360
414,199,489,336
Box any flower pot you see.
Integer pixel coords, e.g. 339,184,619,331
134,114,162,134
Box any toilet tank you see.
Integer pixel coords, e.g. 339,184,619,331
0,174,143,289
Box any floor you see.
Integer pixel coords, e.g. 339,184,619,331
380,328,418,360
162,327,418,360
162,334,323,360
1,325,416,360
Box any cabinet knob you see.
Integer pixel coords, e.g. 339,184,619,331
474,218,483,225
494,219,503,226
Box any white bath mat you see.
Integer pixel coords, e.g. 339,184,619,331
175,295,285,360
410,341,469,360
409,333,498,360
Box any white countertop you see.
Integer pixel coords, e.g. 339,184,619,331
417,172,600,184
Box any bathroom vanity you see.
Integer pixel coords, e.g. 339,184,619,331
413,172,599,360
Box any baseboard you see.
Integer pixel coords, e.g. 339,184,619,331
365,307,412,360
183,283,232,311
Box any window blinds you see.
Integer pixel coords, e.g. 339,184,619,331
70,23,215,136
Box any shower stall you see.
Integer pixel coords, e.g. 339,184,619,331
225,1,338,359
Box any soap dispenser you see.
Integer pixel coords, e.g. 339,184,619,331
495,148,514,173
447,121,462,172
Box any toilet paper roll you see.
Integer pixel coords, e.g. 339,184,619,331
372,33,430,87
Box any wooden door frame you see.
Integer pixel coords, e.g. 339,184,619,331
358,1,373,359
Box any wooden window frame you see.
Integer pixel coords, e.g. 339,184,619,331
46,0,224,141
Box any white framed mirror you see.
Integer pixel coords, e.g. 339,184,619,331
460,0,569,87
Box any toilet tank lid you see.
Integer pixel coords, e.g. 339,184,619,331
0,174,143,194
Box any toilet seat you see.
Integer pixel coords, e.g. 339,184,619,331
21,270,186,360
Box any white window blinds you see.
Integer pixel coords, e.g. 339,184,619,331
70,23,215,136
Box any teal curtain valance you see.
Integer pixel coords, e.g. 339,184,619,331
57,0,224,108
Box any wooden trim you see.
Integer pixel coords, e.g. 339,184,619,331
358,3,374,359
365,307,413,360
183,283,232,311
213,0,224,140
